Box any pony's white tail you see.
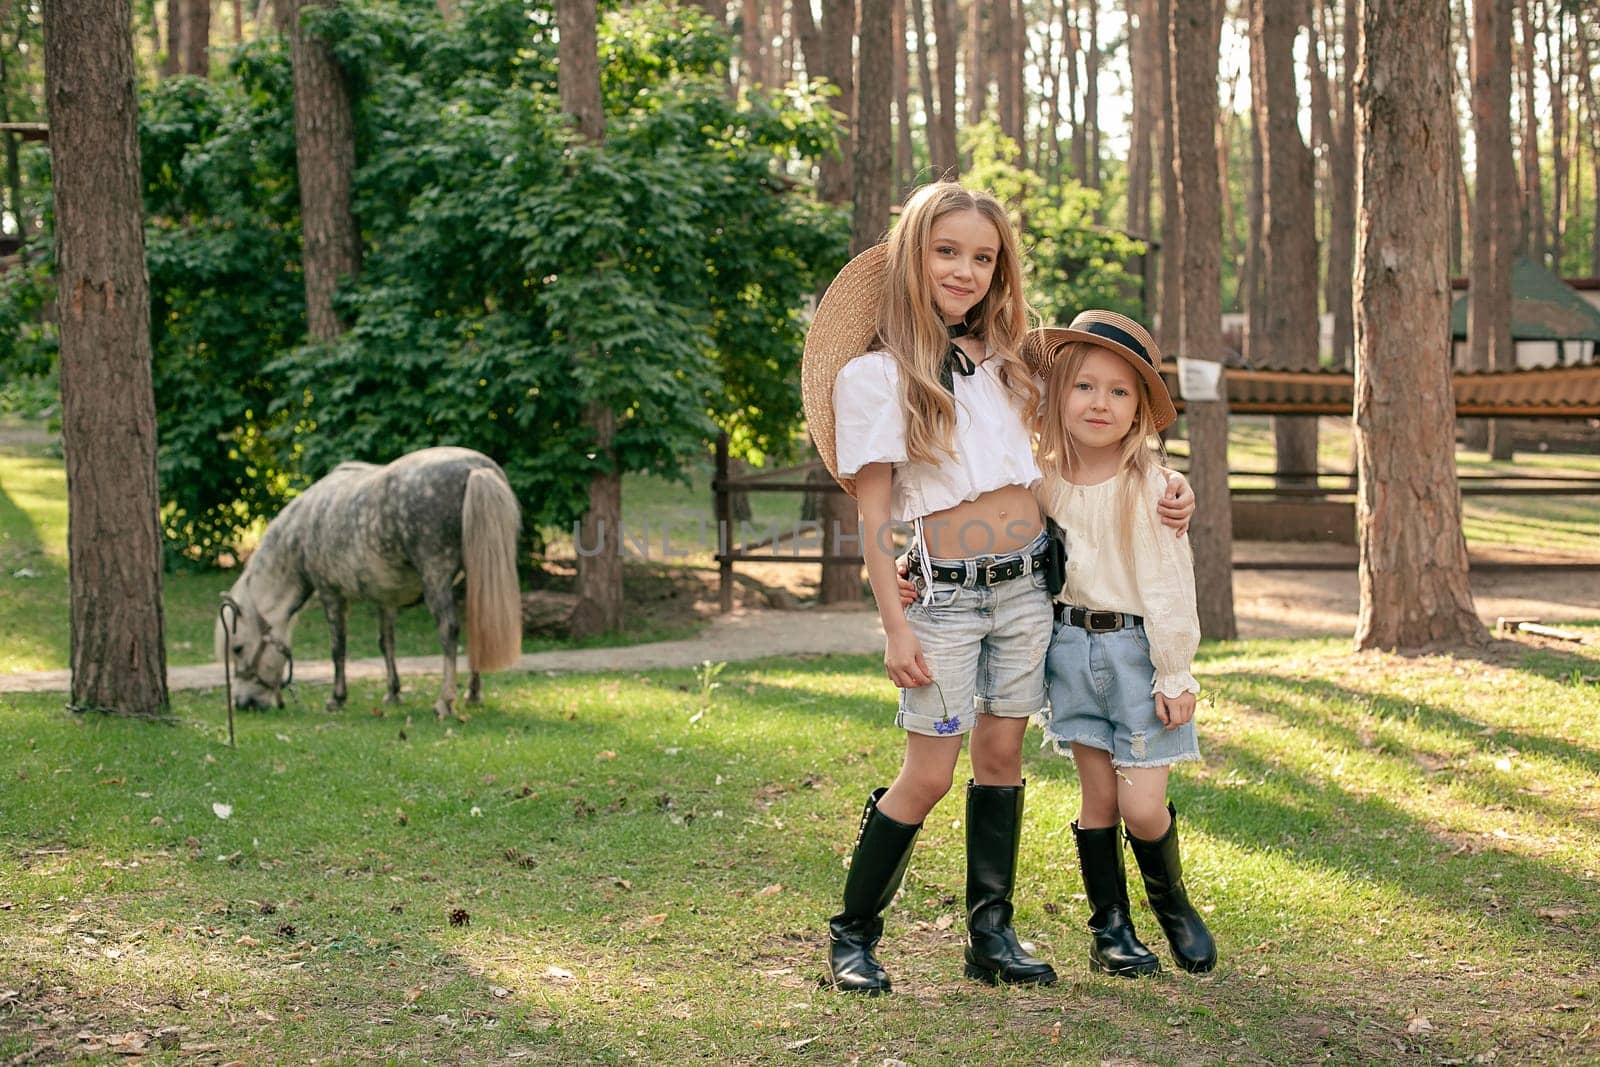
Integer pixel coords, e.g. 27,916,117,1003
462,466,523,673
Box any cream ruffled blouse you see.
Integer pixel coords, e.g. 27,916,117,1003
833,351,1041,522
1034,468,1202,698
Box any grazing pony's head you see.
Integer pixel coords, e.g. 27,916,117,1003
215,583,293,709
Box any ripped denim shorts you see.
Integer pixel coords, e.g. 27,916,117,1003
896,531,1054,738
1039,617,1201,768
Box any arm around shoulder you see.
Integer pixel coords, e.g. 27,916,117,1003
1137,470,1201,698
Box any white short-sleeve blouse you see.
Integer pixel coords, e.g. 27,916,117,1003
833,351,1041,522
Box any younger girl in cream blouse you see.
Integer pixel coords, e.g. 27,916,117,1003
1034,468,1201,698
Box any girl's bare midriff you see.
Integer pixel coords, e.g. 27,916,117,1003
920,482,1042,559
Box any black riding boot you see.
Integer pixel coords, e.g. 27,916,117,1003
1126,803,1217,974
828,788,921,995
1072,820,1161,977
963,781,1058,987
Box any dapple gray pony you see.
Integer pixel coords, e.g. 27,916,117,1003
216,447,523,719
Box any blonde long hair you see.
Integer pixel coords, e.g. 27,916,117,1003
1037,340,1168,546
875,182,1039,465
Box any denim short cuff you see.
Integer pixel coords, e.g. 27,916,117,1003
978,695,1043,718
1112,750,1203,770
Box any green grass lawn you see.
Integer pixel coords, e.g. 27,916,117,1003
2,638,1597,1062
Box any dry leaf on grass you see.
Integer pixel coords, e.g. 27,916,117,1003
1406,1015,1433,1034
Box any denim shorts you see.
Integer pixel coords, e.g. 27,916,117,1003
896,531,1054,738
1039,617,1201,768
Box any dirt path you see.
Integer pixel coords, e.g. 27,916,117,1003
4,545,1594,694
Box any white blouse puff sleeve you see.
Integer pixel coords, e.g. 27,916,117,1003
833,354,907,478
1132,467,1202,699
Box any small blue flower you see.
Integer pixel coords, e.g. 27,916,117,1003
934,716,961,736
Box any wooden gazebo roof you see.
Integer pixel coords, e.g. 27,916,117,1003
1449,257,1600,342
1160,363,1600,418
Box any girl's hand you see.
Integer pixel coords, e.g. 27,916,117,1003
1155,691,1196,730
886,628,933,688
1158,472,1195,537
895,555,917,608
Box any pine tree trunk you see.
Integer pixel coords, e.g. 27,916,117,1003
44,0,169,715
817,0,864,604
826,0,892,605
1084,0,1099,192
911,0,939,173
965,0,984,126
1154,0,1180,353
1253,0,1320,487
1354,0,1483,651
1065,1,1083,179
741,0,761,92
1243,4,1265,364
1170,0,1235,641
1324,0,1356,369
1128,0,1155,315
1012,0,1026,167
893,0,914,194
1543,0,1564,260
287,0,359,342
792,0,819,77
993,0,1017,147
163,0,182,76
1516,1,1542,265
855,0,893,250
182,0,209,75
929,0,959,175
1468,0,1514,457
1517,0,1545,263
818,0,856,198
1585,24,1600,275
556,0,621,636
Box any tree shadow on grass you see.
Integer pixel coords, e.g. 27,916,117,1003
1209,669,1600,805
1445,634,1600,686
1019,723,1600,949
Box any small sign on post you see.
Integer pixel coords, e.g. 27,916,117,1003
1176,357,1224,402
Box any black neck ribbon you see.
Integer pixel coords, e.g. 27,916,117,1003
940,321,976,395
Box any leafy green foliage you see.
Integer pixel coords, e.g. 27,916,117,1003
268,0,844,534
141,54,307,566
961,122,1146,326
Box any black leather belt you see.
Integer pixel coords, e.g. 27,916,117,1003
914,547,1050,588
1054,603,1143,633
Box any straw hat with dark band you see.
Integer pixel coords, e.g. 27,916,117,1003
801,242,892,496
1020,309,1178,432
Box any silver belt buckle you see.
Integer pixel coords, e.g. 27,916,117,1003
981,560,1003,586
1085,610,1122,633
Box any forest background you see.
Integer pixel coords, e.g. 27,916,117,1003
1,0,1594,564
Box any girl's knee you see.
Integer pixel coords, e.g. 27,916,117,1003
885,773,953,821
1121,798,1172,841
968,747,1022,784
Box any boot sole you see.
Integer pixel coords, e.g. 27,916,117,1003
964,963,1059,987
1090,955,1161,978
1173,956,1216,974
